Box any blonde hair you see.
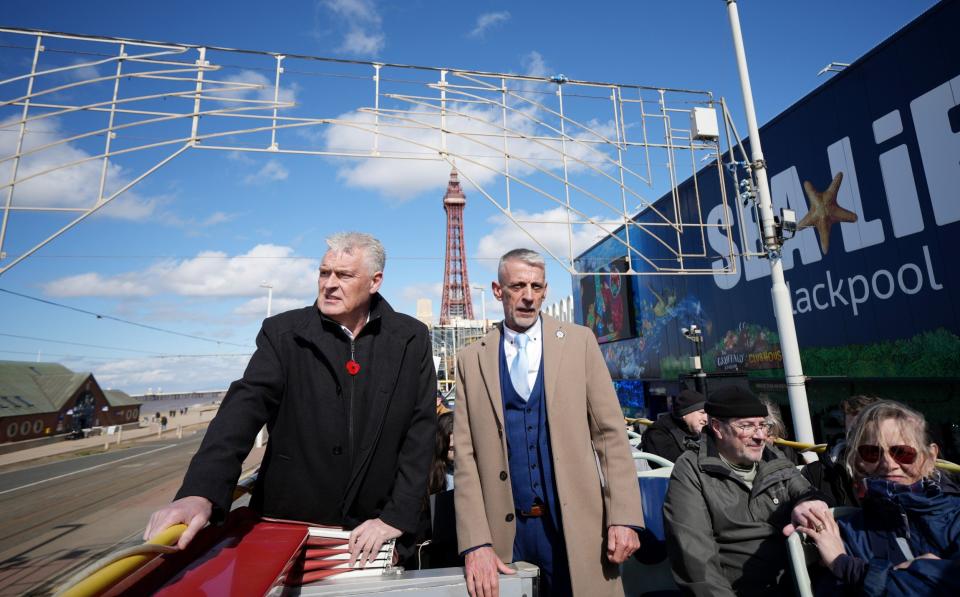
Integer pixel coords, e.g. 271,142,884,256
844,400,935,481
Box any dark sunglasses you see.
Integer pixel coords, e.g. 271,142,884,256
857,444,918,465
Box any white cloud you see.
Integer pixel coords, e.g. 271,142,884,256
43,244,318,299
475,207,607,270
320,0,385,57
469,11,511,39
319,51,615,201
401,282,443,303
91,355,251,393
341,29,385,56
217,70,298,106
0,117,158,219
243,159,289,184
521,51,550,79
233,295,309,318
66,58,102,82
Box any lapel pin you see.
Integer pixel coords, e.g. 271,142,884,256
556,329,565,339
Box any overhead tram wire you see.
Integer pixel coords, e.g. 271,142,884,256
0,288,252,349
0,332,167,355
0,349,251,361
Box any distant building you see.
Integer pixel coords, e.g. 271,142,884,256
0,361,141,443
431,319,489,393
416,298,434,327
131,390,226,402
544,295,574,323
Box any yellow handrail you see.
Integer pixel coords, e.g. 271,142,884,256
936,459,960,473
625,417,960,472
56,467,260,596
774,439,828,453
56,524,185,597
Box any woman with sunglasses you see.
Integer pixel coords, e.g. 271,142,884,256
796,401,960,596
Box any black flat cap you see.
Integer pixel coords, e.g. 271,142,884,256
674,389,706,416
705,386,767,418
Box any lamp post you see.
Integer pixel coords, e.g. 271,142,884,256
255,282,273,448
471,284,487,327
681,325,706,395
260,282,273,317
724,0,815,458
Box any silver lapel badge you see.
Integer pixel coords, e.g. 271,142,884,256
556,329,565,339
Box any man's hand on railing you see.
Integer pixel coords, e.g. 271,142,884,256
144,495,213,550
347,518,401,568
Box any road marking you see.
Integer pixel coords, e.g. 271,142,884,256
0,444,178,496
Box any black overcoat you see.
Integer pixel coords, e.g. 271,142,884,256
176,295,437,534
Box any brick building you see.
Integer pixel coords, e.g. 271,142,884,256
0,361,141,443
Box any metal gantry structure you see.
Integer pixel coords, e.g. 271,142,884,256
0,26,737,278
0,16,816,449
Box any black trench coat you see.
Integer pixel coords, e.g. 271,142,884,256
177,295,437,534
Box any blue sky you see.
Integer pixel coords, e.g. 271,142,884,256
0,0,938,393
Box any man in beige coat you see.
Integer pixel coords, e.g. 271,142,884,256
454,249,644,597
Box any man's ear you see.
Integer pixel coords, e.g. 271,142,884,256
491,280,504,301
369,271,384,294
709,418,722,439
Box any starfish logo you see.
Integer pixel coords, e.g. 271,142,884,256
798,172,858,254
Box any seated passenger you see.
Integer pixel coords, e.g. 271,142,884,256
663,386,829,596
760,397,800,464
796,400,960,597
802,395,881,507
640,389,706,465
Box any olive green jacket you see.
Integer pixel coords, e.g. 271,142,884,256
664,433,822,596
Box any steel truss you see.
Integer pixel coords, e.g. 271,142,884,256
0,27,740,276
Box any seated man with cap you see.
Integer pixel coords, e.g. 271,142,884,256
663,386,830,596
640,389,707,466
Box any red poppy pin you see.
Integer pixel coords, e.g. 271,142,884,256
346,360,361,376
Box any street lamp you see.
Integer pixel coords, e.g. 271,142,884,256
260,282,274,317
256,282,273,448
681,324,706,394
471,284,487,326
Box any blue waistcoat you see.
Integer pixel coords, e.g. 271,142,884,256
499,337,560,529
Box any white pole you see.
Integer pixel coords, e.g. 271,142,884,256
261,282,273,317
256,282,273,448
472,284,487,327
724,0,816,460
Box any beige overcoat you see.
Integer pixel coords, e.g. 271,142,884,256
453,314,644,596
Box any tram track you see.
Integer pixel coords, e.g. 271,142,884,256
0,433,211,596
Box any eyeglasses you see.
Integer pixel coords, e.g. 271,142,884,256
729,422,774,436
857,444,919,465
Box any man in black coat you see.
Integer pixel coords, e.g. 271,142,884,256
145,232,437,566
640,389,707,465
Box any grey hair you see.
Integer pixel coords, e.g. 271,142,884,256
497,248,545,283
759,397,787,439
325,232,386,275
844,400,935,481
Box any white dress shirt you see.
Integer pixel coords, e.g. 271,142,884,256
502,317,543,392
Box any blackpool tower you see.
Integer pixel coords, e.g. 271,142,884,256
439,167,474,324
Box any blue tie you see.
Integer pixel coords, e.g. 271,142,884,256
510,332,531,400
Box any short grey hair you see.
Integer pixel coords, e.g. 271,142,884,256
497,248,545,283
325,232,386,275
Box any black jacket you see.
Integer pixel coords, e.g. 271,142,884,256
801,441,859,507
177,296,437,534
640,412,697,465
